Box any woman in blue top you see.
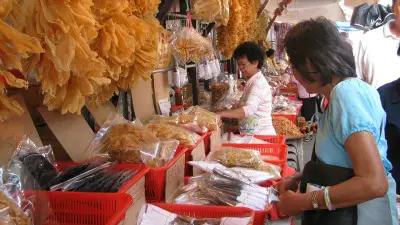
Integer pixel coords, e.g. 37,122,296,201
277,17,398,225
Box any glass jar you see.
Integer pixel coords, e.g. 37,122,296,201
174,89,184,106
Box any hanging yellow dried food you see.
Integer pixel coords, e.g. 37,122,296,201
127,0,161,17
217,0,266,58
0,0,43,122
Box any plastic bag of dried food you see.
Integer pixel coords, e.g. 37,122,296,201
7,137,58,190
51,163,138,193
0,167,53,225
184,106,220,132
190,0,230,26
149,114,208,134
146,124,201,147
208,147,281,177
171,64,189,89
211,75,241,112
146,138,179,168
170,13,214,65
86,112,161,165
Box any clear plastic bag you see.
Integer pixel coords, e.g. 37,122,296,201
170,14,214,65
86,112,178,167
184,106,220,132
0,167,53,225
149,114,208,134
190,0,230,26
7,137,58,190
211,75,242,112
222,133,270,144
54,164,138,193
172,65,189,89
146,124,201,147
208,147,281,178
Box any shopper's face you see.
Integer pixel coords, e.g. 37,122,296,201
291,65,321,94
237,57,258,78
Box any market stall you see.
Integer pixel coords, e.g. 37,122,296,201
0,0,316,224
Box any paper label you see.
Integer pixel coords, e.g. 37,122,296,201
158,98,171,117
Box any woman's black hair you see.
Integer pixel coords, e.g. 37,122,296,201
266,48,275,58
284,17,356,86
233,42,265,69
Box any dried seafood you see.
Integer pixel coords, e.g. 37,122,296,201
147,124,201,147
0,0,43,122
272,116,303,138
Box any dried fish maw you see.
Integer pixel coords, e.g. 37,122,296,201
128,0,161,17
44,34,76,73
2,70,28,89
0,0,12,19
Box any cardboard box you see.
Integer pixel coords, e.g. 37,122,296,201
210,127,222,152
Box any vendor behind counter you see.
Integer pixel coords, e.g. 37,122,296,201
217,42,276,135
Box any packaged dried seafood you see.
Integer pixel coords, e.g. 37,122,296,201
150,115,208,134
211,75,242,112
8,137,58,190
146,124,201,147
140,204,252,225
175,172,276,210
272,116,303,138
87,113,179,167
184,106,220,132
208,147,281,177
170,14,214,65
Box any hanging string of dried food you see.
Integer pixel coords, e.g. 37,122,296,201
217,0,267,58
9,0,164,113
0,0,43,123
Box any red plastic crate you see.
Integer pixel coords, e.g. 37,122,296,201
239,135,286,145
221,143,288,164
32,191,132,225
56,162,149,195
153,204,255,223
145,146,186,202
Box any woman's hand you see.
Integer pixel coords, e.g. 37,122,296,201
278,191,309,216
276,173,301,194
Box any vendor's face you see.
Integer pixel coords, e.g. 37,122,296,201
237,57,259,78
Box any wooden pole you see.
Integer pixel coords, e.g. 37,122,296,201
257,0,271,18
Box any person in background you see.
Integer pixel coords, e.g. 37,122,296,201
355,0,400,88
290,76,318,121
378,77,400,194
218,42,276,135
278,17,397,225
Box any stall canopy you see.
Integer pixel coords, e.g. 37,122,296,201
263,0,390,24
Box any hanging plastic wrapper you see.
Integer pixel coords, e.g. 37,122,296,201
197,61,213,81
170,13,214,65
86,112,179,168
7,137,58,191
172,64,188,89
139,204,252,225
190,0,230,26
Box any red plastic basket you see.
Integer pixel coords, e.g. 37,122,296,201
238,135,286,145
221,143,288,164
56,162,149,195
145,146,186,202
33,191,132,225
152,204,255,222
